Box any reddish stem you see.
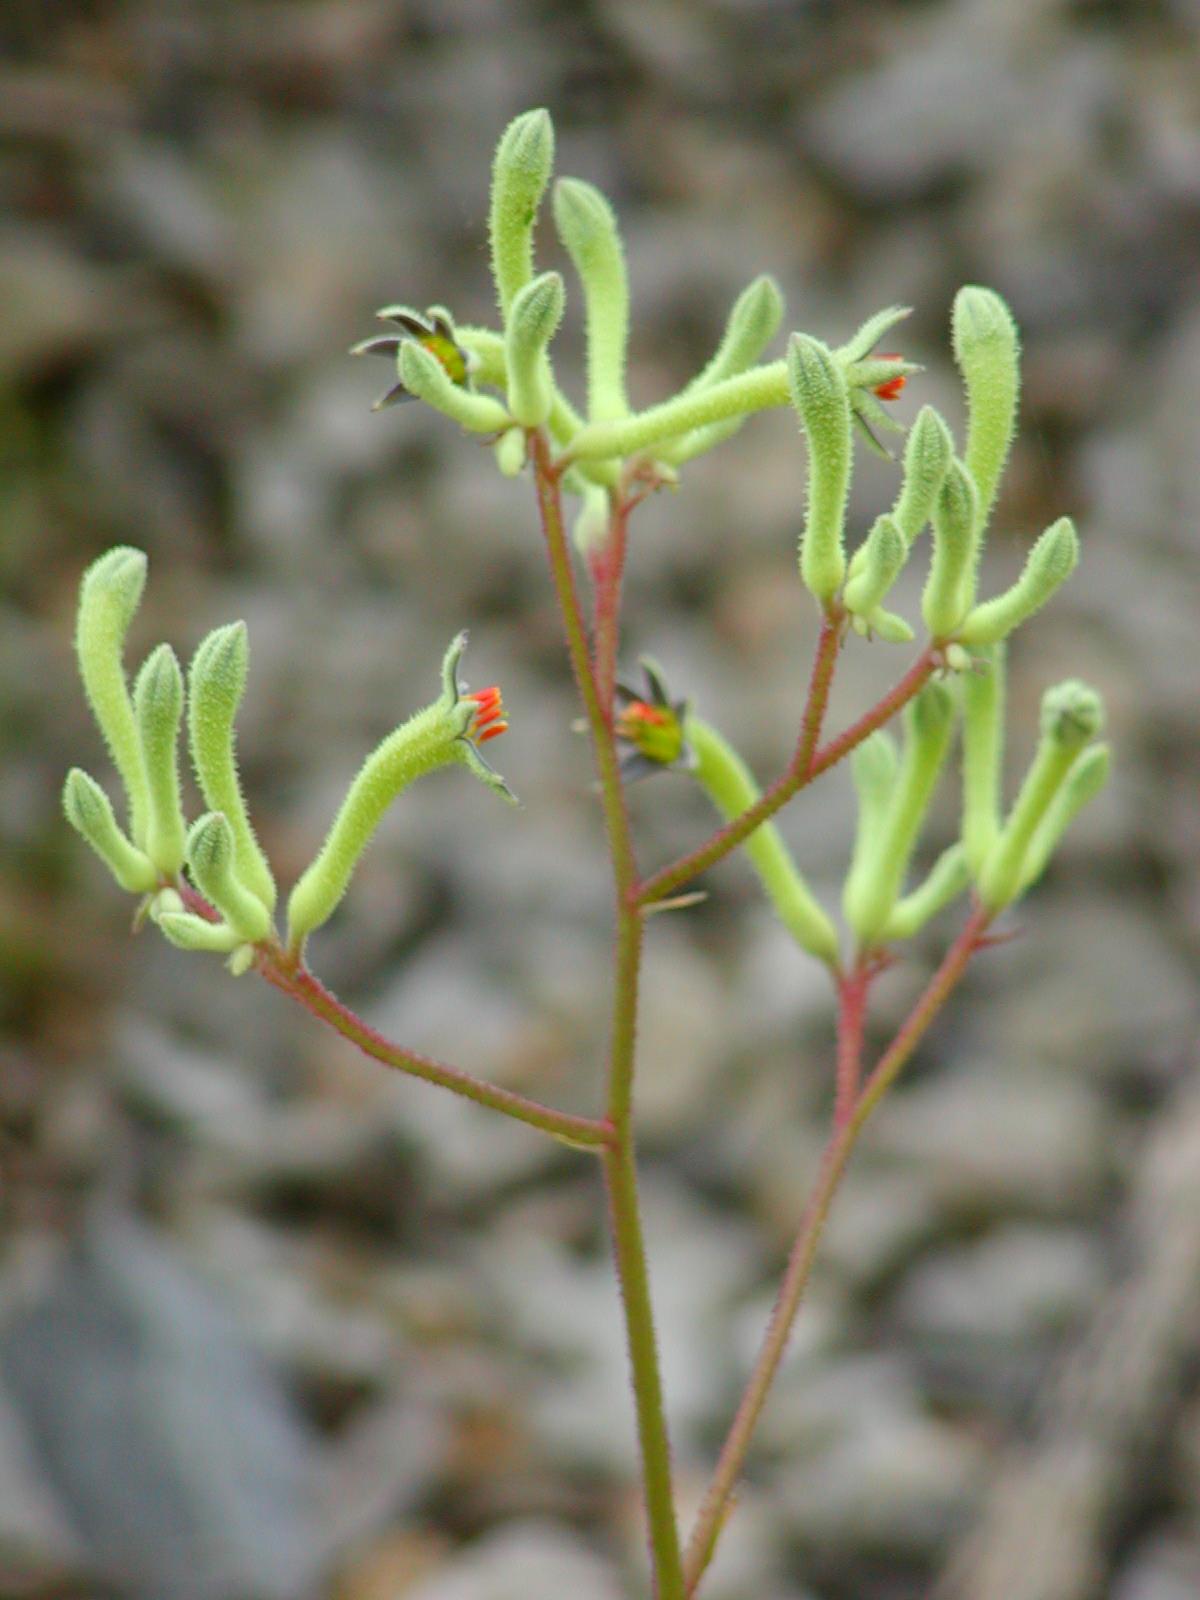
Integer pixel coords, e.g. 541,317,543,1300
256,952,613,1150
590,493,631,717
833,962,870,1130
637,636,936,911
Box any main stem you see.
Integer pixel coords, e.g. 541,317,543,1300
531,432,685,1600
681,904,991,1593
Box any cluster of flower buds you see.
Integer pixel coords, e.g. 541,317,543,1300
65,550,512,968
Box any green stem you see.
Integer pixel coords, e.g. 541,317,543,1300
257,953,612,1149
637,634,936,911
531,433,685,1600
681,904,991,1594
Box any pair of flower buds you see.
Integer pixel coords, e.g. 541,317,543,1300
64,548,512,967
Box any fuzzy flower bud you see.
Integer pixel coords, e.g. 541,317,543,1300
957,517,1079,646
922,458,980,639
74,546,150,846
398,341,512,434
489,108,555,317
893,405,955,546
62,767,157,894
953,285,1020,538
553,177,629,422
979,678,1105,911
133,643,187,877
188,621,277,913
844,514,908,622
187,812,273,945
788,332,851,607
504,270,565,428
960,642,1006,876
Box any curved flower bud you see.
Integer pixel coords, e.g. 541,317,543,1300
553,177,629,422
953,285,1020,539
788,333,852,607
155,909,242,955
133,644,187,877
187,812,273,945
841,730,899,927
494,427,527,477
961,642,1006,876
1017,742,1111,895
883,842,970,942
843,682,957,950
571,482,611,557
504,271,565,428
188,622,276,913
957,517,1079,646
892,405,955,547
844,514,908,622
286,634,514,954
921,458,979,639
979,678,1105,911
687,716,839,966
63,767,157,893
489,108,555,317
398,342,512,434
75,546,150,845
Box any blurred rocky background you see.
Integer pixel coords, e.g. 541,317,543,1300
1,1,1198,1597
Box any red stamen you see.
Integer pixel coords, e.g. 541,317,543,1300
873,357,906,403
477,722,507,743
620,701,669,728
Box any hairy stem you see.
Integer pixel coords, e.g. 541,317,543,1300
682,904,991,1593
590,491,631,716
257,953,612,1148
639,644,937,909
833,961,871,1131
531,432,685,1600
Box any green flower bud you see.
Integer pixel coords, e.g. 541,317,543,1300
188,622,277,913
62,767,157,893
859,608,916,644
74,546,151,845
286,634,514,954
504,270,565,428
892,405,955,546
957,517,1080,646
844,514,908,621
1018,742,1111,894
567,360,788,462
187,812,273,945
961,642,1006,876
843,682,956,950
922,458,979,639
836,304,912,366
553,177,629,422
787,333,852,607
132,644,187,877
398,342,512,433
155,909,242,955
489,108,555,317
659,276,784,466
494,426,527,477
687,715,839,966
883,842,970,942
952,286,1020,539
979,678,1105,911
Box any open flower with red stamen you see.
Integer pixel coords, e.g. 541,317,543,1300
872,357,907,403
833,308,921,458
465,685,508,745
351,304,477,411
614,659,696,782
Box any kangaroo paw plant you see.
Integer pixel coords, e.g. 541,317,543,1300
66,108,1110,1599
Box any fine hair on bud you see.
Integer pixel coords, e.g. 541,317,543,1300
552,177,629,423
788,333,851,607
187,811,273,945
505,270,565,427
958,517,1079,646
63,767,158,894
922,458,979,639
952,285,1020,538
489,108,555,317
133,643,187,877
75,546,151,846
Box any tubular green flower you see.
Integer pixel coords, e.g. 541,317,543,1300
187,812,273,945
286,635,514,954
787,333,852,607
188,622,277,913
687,716,839,966
957,517,1079,646
504,271,565,428
62,767,158,893
553,177,629,422
979,679,1105,912
844,514,908,621
960,642,1006,876
1018,742,1111,894
489,108,555,318
398,342,512,433
883,843,970,942
843,683,957,950
953,285,1020,540
74,546,151,845
922,458,979,639
133,644,187,877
